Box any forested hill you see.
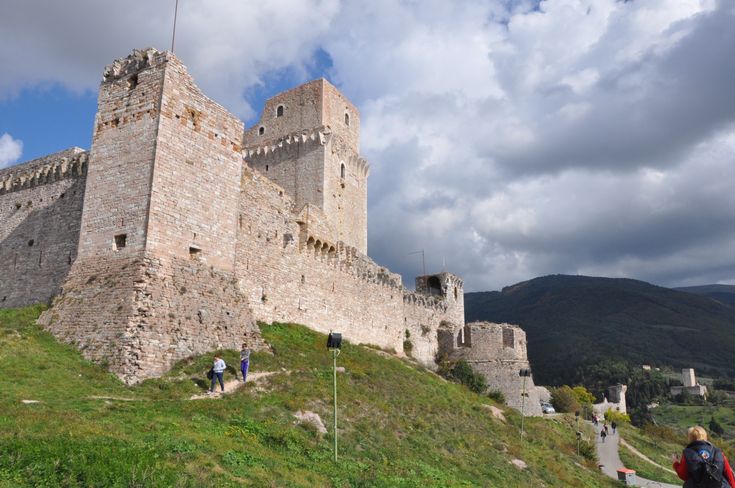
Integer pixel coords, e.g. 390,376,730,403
674,284,735,308
465,275,735,386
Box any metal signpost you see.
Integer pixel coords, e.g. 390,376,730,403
519,368,531,439
327,332,342,462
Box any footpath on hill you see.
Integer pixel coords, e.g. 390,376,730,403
593,422,679,488
189,371,280,399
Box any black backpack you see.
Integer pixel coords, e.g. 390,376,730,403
695,445,724,488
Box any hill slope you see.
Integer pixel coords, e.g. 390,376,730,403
0,306,616,487
674,284,735,308
465,275,735,386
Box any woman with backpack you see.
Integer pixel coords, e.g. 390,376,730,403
672,425,735,487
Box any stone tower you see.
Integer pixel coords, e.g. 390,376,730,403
40,48,258,383
242,79,369,254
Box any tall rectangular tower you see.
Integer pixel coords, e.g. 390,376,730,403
243,79,368,254
42,48,257,383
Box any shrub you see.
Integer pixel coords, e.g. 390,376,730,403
443,360,487,394
551,385,580,413
488,389,506,404
603,409,630,425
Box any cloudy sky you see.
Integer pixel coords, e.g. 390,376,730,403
1,0,733,291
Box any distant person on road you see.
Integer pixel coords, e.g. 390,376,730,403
600,428,607,443
209,355,226,393
240,342,251,383
672,425,735,487
611,421,617,435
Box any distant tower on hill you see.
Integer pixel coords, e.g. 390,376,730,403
242,79,368,254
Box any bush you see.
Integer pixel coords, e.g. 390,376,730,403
487,389,506,404
578,439,597,461
551,386,580,413
603,409,630,425
442,360,487,394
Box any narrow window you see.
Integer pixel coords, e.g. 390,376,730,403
265,165,269,172
114,234,127,250
189,246,202,259
276,105,284,117
344,112,350,126
502,328,514,348
301,274,306,284
259,126,265,135
28,239,34,247
340,163,345,179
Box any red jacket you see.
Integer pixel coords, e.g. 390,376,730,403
674,449,735,487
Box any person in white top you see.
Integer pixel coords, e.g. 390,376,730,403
209,355,226,393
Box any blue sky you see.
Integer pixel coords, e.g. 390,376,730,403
1,0,734,291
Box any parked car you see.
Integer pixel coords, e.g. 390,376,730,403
541,402,556,414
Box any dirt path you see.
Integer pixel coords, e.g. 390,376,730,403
189,371,279,400
619,438,677,475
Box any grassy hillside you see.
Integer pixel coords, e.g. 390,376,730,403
465,275,735,386
0,305,617,487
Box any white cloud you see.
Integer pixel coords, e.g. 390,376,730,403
0,133,23,169
1,0,733,291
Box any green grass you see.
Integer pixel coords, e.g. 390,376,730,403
653,404,735,439
0,305,620,487
617,424,681,485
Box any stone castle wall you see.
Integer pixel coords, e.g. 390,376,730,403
440,322,542,415
0,149,88,307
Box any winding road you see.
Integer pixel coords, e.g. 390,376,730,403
593,423,679,488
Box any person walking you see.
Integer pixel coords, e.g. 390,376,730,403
240,342,250,383
611,421,617,435
600,428,607,443
672,425,735,487
209,355,226,394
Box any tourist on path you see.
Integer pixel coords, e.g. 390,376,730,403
209,355,226,393
600,428,607,443
672,425,735,487
611,421,617,435
240,342,250,383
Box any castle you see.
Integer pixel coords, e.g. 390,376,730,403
0,48,540,413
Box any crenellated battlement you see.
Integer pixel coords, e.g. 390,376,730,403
243,126,330,158
102,47,163,82
0,148,88,195
403,290,450,312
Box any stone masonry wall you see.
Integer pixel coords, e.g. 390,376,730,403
77,48,165,259
236,165,407,353
39,254,259,383
243,79,367,254
441,322,542,415
244,128,327,230
0,149,87,307
147,54,244,271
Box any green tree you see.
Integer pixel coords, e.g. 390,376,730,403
551,385,580,413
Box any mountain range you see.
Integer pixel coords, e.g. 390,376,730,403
464,275,735,386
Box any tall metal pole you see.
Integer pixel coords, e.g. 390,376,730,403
171,0,180,53
409,250,426,276
333,349,338,462
520,374,527,439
